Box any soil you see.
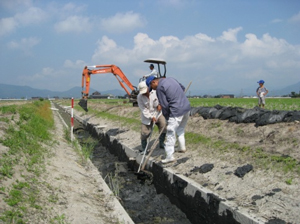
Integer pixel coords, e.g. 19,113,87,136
70,100,300,224
0,101,133,224
1,100,300,224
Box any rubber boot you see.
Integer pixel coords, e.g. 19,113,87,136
177,135,186,153
140,139,147,152
159,133,166,149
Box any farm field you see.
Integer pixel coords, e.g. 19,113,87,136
86,97,300,111
188,97,300,111
1,98,300,223
68,98,300,223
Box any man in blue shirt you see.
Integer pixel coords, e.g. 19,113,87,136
146,76,191,163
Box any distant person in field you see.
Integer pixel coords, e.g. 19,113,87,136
143,64,158,78
256,80,269,109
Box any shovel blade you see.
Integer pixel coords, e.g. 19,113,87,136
78,99,88,112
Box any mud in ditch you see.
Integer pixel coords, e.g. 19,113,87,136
55,104,191,223
75,130,191,224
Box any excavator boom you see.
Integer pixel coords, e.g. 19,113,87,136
79,65,138,112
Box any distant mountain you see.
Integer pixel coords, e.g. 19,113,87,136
188,88,232,96
100,89,127,96
270,81,300,96
0,83,129,99
0,81,299,99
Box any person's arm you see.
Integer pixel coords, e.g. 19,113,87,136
137,95,152,119
265,88,269,96
144,69,158,78
178,82,185,92
157,86,170,120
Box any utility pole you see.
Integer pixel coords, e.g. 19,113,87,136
240,89,244,98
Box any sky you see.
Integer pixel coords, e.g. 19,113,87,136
0,0,300,96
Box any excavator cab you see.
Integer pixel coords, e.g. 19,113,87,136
144,58,167,78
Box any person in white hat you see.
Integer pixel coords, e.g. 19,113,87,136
137,81,166,152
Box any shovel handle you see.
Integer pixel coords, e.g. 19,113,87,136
141,124,166,171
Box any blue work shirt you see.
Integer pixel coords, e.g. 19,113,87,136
156,77,191,120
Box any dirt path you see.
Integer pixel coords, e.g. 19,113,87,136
0,103,134,224
37,107,134,224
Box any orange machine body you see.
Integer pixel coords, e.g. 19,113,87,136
81,64,136,99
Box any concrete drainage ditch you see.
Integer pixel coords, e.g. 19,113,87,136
55,103,266,224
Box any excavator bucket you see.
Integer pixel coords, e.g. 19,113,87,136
78,99,88,112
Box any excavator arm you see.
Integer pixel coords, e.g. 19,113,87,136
79,65,138,112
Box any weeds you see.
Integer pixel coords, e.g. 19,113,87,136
185,131,300,175
0,101,57,223
105,173,120,198
50,214,68,224
64,127,97,165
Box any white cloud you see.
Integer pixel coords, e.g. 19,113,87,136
0,17,18,36
54,16,92,33
157,0,185,8
100,12,146,33
0,0,32,10
7,37,40,54
89,29,300,92
64,59,86,68
60,2,86,14
289,11,300,23
218,27,242,42
241,33,290,58
15,7,48,25
0,6,47,36
271,19,282,23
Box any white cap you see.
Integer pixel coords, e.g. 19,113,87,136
138,81,148,94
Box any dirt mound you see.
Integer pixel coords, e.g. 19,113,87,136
73,101,300,224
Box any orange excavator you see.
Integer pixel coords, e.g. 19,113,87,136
78,64,139,112
78,59,167,112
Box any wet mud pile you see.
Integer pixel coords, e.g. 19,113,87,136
75,129,191,224
190,105,300,126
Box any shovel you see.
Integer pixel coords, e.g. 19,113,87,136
135,112,162,178
136,121,155,174
135,123,166,181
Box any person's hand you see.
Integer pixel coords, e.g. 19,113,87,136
157,105,162,111
152,117,157,123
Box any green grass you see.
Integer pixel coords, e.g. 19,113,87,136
0,101,61,223
64,128,97,165
185,131,300,175
189,98,300,111
70,97,300,112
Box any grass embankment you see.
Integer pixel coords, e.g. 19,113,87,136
79,99,299,179
0,101,65,223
